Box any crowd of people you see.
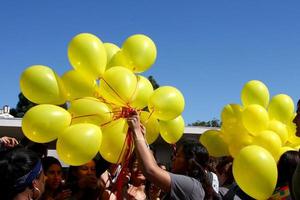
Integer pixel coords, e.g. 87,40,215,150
0,101,300,200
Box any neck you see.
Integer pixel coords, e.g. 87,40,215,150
14,188,32,200
132,179,146,187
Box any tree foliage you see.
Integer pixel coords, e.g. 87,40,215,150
10,93,67,118
188,118,221,127
10,93,37,117
148,75,160,89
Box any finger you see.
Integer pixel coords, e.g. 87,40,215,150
11,138,19,145
1,138,9,144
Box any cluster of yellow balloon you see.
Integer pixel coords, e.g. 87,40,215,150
20,33,185,166
200,80,299,199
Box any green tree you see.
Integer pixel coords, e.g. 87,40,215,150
188,118,221,127
10,93,37,117
148,76,160,89
10,93,67,118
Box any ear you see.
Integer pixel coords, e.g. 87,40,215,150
32,179,38,187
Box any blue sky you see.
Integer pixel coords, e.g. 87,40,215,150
0,1,300,124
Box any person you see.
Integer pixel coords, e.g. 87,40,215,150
147,163,167,200
41,156,71,200
67,159,100,200
127,112,220,200
0,136,18,150
19,137,48,158
126,157,148,200
292,99,300,199
0,146,45,199
216,156,254,200
270,151,299,200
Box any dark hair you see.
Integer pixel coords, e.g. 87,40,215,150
42,156,62,173
179,140,219,200
20,137,48,158
277,150,300,187
67,159,97,189
0,147,41,199
216,156,234,186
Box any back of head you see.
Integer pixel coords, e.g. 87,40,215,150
20,137,48,158
0,147,40,199
277,150,300,186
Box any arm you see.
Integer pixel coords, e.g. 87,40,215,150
127,114,171,192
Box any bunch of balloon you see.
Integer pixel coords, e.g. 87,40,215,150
200,80,299,199
20,33,186,167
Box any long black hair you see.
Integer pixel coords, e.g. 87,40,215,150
277,150,299,187
0,146,41,199
179,140,219,200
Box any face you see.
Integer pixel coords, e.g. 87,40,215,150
131,160,146,184
171,146,187,174
77,160,96,178
45,164,63,190
293,102,300,137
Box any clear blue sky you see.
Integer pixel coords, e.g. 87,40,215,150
0,1,300,124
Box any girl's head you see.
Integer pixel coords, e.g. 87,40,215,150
172,140,209,174
69,160,97,182
42,156,63,191
0,147,45,199
130,158,146,185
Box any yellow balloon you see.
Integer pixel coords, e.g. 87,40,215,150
130,75,154,109
68,97,112,126
200,130,230,157
140,111,159,144
122,34,157,73
106,50,133,71
288,134,300,145
57,123,102,166
252,130,282,158
99,67,137,106
20,65,66,105
233,145,277,199
242,104,269,135
268,94,294,124
22,104,71,143
99,119,129,164
225,126,253,157
221,104,243,125
241,80,269,108
159,115,184,144
148,86,185,121
68,33,107,79
268,120,288,144
286,116,296,138
103,43,120,67
61,70,98,101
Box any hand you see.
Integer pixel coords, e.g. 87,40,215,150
0,136,18,148
127,113,144,139
127,185,146,200
78,175,99,190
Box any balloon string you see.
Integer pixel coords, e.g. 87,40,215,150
127,75,140,106
109,128,134,200
101,77,128,105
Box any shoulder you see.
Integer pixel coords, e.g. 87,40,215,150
169,172,205,200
